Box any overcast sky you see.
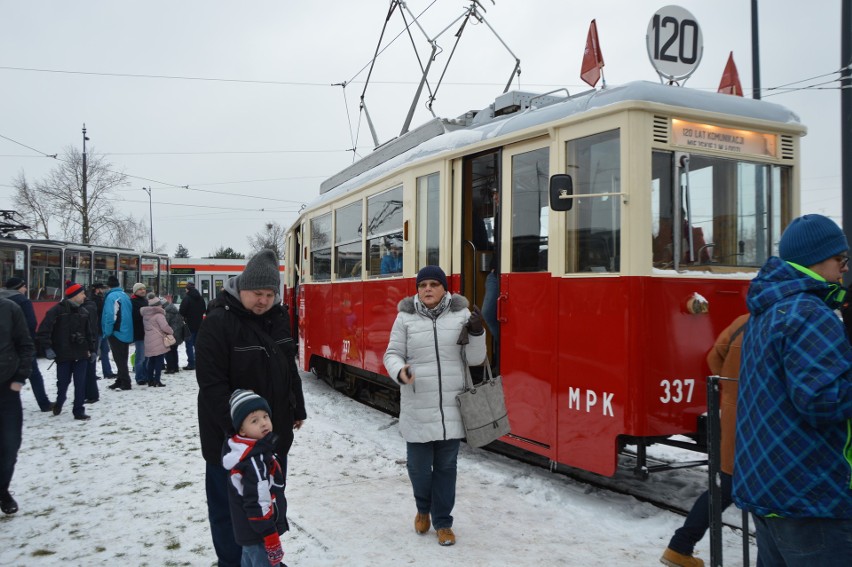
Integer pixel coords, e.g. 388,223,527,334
0,1,843,257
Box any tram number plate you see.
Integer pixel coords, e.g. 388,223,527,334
659,379,695,404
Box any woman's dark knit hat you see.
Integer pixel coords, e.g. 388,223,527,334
229,389,271,431
107,275,120,288
416,265,448,290
4,277,25,290
779,214,848,267
238,249,280,292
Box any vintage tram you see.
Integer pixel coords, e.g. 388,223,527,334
283,81,803,477
0,237,169,323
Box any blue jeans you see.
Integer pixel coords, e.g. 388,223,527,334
0,384,22,493
406,439,460,529
669,472,733,554
185,330,197,367
55,358,88,417
99,336,114,376
205,462,241,567
754,515,852,567
482,270,500,342
28,358,52,410
241,543,273,567
133,340,146,383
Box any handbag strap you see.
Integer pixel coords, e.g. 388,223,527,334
460,344,495,393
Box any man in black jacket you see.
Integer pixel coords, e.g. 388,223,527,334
196,249,306,567
36,281,95,421
0,296,35,514
179,281,205,370
0,278,53,411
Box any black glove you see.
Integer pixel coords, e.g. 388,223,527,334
467,305,484,335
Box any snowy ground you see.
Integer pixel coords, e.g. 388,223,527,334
0,353,756,566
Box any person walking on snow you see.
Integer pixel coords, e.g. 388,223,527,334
102,275,134,391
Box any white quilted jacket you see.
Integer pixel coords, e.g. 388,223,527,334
383,293,486,443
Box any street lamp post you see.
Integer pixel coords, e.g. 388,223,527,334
142,186,153,252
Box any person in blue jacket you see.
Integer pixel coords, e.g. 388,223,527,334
734,214,852,566
101,275,134,391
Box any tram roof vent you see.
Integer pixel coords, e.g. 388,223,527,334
652,115,670,144
780,134,795,160
494,90,564,116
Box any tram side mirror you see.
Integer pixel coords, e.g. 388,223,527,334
549,174,574,211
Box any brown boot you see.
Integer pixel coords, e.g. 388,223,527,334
660,547,704,567
436,527,455,546
414,513,430,534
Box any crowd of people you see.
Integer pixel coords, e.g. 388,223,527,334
3,213,852,566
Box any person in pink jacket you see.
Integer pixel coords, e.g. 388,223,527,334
140,292,173,388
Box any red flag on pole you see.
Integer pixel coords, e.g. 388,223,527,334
580,19,605,88
717,51,743,96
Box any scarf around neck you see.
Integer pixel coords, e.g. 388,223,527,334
414,292,451,320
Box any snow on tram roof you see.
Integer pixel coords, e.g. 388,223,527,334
308,80,801,212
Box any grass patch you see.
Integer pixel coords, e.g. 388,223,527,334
31,549,56,557
173,481,192,490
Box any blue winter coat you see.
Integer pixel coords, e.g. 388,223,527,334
733,256,852,518
101,286,133,343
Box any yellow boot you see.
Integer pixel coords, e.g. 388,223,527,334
414,513,430,534
660,547,704,567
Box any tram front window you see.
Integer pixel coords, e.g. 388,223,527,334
652,151,792,269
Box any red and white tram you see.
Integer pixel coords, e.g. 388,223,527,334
169,258,286,305
283,81,803,477
0,237,169,323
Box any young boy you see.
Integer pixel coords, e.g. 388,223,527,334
223,389,288,567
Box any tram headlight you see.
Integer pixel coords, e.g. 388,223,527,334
685,293,709,315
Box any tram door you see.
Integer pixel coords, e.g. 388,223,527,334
460,151,499,364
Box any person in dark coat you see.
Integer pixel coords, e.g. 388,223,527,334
179,281,205,370
130,282,148,384
36,281,95,421
196,249,305,567
0,278,53,411
82,285,103,403
0,296,35,515
89,282,115,378
162,299,185,374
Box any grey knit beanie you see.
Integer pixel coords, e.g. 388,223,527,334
230,389,271,431
238,249,280,292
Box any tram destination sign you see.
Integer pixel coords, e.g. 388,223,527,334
646,5,703,82
672,119,777,158
171,267,196,275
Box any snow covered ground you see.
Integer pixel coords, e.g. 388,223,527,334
1,354,756,566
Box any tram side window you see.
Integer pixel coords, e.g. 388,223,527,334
651,151,792,269
511,148,549,272
366,186,404,277
564,130,621,273
120,254,140,291
93,252,117,285
311,213,332,282
335,201,363,280
0,246,25,286
417,173,440,269
64,250,93,289
30,247,62,301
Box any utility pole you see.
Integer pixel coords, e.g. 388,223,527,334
81,124,90,243
751,0,761,100
842,0,852,286
142,186,153,252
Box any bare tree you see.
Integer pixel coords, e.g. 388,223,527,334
12,171,54,239
247,221,286,259
11,145,146,246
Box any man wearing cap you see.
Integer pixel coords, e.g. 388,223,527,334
195,249,306,567
102,275,134,391
130,282,149,384
0,278,54,411
36,281,96,421
178,280,205,370
734,213,852,565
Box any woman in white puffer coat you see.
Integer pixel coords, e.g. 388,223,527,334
383,265,486,548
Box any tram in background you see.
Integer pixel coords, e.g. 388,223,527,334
283,80,804,478
0,237,169,322
169,257,285,305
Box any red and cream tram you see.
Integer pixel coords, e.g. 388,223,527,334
0,238,169,323
283,81,803,477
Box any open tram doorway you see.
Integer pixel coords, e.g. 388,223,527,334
460,150,501,369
